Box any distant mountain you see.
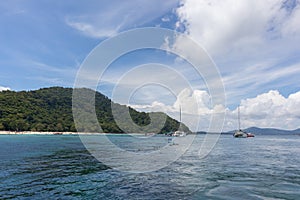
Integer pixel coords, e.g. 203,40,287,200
223,127,300,135
292,128,300,134
0,87,191,133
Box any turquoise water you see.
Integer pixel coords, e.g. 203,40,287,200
0,134,299,199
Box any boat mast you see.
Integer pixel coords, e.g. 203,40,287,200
179,106,182,124
238,106,241,130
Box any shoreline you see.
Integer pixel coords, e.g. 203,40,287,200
0,131,106,135
0,131,153,135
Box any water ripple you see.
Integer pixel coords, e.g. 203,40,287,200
0,135,299,199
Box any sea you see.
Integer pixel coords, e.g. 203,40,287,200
0,134,299,199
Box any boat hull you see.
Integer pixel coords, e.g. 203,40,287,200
233,130,255,138
233,130,248,138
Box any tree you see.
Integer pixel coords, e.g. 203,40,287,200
0,87,191,133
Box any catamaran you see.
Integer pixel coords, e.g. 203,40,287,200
172,106,187,137
233,106,255,138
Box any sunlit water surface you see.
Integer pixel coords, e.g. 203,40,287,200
0,134,299,199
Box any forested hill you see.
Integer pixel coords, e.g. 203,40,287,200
0,87,190,133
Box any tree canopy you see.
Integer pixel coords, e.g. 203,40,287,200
0,87,190,133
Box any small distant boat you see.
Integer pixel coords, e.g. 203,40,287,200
173,130,187,137
246,132,255,137
233,106,255,138
144,132,155,137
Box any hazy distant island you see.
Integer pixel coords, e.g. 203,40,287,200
223,127,300,135
0,87,190,134
196,127,300,135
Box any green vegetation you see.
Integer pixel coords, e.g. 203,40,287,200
0,87,190,133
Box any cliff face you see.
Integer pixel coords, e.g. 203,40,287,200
0,87,190,133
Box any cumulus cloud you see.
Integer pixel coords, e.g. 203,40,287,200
171,0,300,110
131,88,300,131
176,0,300,56
225,90,300,131
131,88,224,115
287,91,300,118
173,88,224,115
0,86,10,91
130,88,225,131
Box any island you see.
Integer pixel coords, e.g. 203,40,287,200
0,87,191,134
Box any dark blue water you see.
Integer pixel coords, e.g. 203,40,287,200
0,134,299,199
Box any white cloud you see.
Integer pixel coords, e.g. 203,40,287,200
66,0,179,38
130,88,225,131
30,61,78,74
173,88,211,115
232,90,300,130
66,20,119,38
240,90,287,118
222,61,300,105
172,0,300,108
225,90,300,131
131,88,300,131
287,91,300,117
282,1,300,38
130,101,175,113
0,86,10,91
130,88,220,116
106,63,197,106
176,0,300,56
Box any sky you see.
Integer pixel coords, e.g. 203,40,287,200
1,0,300,131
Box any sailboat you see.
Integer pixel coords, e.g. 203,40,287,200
172,106,187,137
233,106,255,138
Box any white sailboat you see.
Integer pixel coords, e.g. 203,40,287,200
233,106,254,138
173,106,187,137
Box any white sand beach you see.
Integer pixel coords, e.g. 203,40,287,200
0,131,82,135
0,131,127,135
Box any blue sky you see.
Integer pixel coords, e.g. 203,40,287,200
1,0,300,131
0,0,179,90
